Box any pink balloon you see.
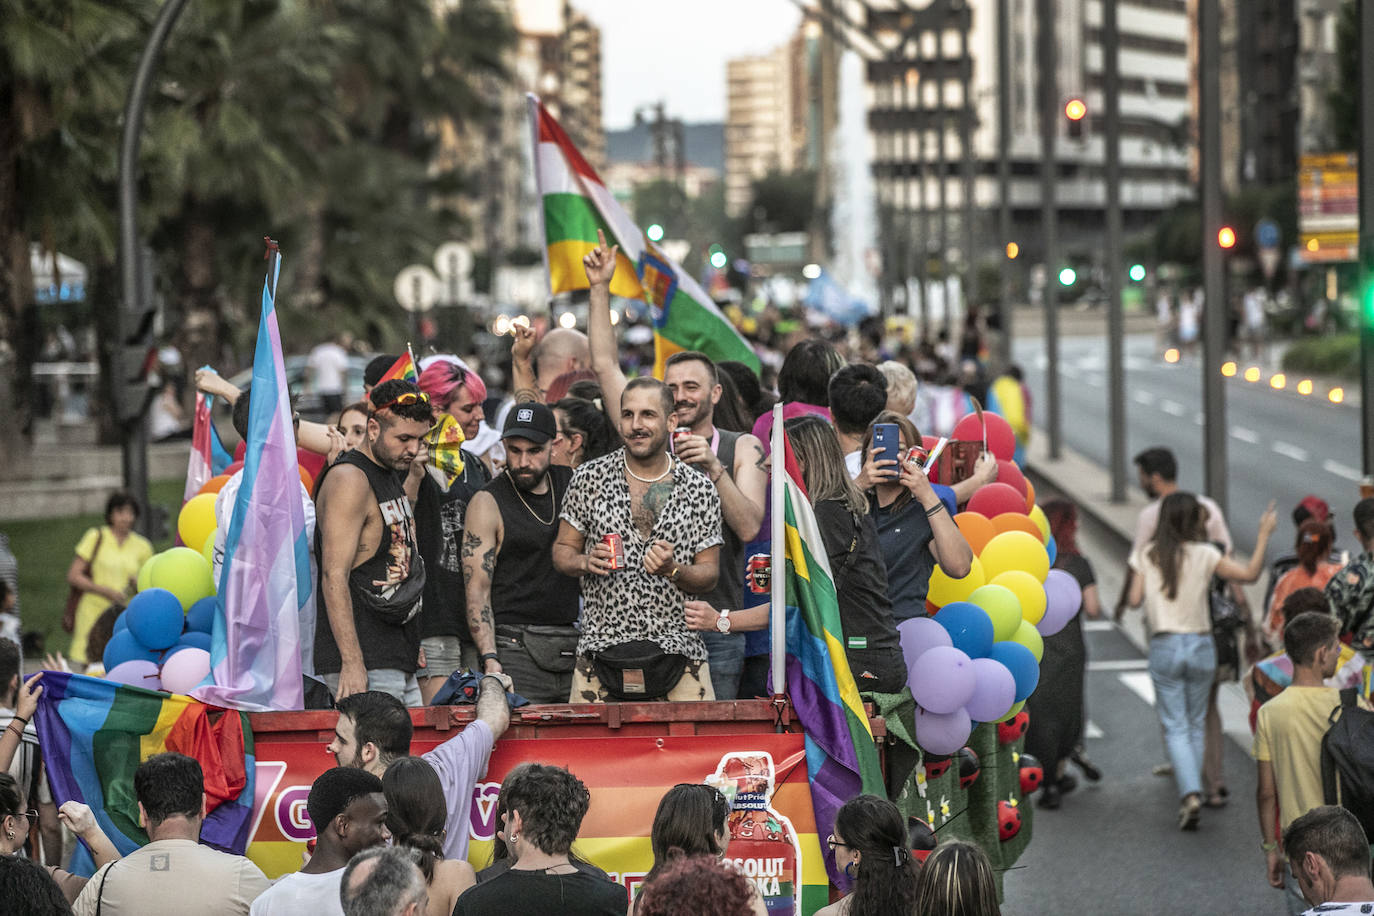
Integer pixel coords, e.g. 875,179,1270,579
160,647,211,695
914,705,973,756
909,646,977,715
106,659,162,691
951,412,1017,462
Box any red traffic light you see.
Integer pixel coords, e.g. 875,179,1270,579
1218,226,1237,249
1064,98,1087,121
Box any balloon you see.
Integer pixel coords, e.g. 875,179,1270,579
909,646,976,714
951,412,1017,462
991,570,1047,625
927,556,985,608
198,474,232,496
135,555,160,593
1028,505,1050,541
200,531,217,568
1045,535,1057,567
954,512,996,555
967,584,1022,642
989,642,1040,702
105,659,162,691
160,647,211,695
177,493,219,558
991,512,1043,540
996,460,1027,498
914,705,973,756
966,657,1017,722
996,700,1027,724
186,596,218,635
170,631,212,654
103,630,162,671
1038,568,1083,636
112,610,129,636
899,617,953,675
968,483,1029,518
934,602,995,659
298,465,315,495
150,547,215,611
125,588,184,651
1024,479,1036,511
1011,619,1045,662
980,531,1050,582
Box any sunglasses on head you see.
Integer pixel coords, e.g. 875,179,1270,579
373,391,430,413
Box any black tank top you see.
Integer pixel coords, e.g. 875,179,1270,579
313,449,424,673
488,465,580,627
699,429,745,613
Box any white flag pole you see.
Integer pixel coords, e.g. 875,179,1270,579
770,403,785,696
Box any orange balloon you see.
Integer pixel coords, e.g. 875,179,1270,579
954,512,996,555
198,474,232,496
298,465,315,495
992,512,1044,540
1024,479,1036,511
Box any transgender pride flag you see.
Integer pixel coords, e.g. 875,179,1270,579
193,240,306,710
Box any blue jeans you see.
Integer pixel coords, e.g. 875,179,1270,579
700,631,745,700
323,669,422,707
1149,633,1216,799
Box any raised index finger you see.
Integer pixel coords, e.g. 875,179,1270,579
596,228,608,251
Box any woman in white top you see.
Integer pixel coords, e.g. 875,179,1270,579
1127,492,1276,830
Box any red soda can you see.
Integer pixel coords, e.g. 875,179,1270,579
601,533,625,570
747,553,771,594
672,427,692,451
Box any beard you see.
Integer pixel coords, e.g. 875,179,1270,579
509,464,548,492
674,400,705,428
625,426,670,460
371,438,415,472
333,747,365,769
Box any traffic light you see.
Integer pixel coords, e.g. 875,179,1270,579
1217,226,1237,249
1005,242,1019,259
1129,263,1146,282
1065,97,1087,140
708,245,727,270
1058,267,1077,287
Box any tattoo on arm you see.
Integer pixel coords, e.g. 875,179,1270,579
480,545,497,579
513,387,541,404
753,444,766,472
461,530,482,560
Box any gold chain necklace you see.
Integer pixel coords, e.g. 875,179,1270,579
510,473,556,526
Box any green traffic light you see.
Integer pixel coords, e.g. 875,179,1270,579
647,224,664,242
710,251,728,270
1058,267,1077,287
1129,264,1146,282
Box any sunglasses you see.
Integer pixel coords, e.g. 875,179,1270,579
373,391,430,413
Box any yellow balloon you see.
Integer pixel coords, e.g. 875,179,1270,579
200,531,217,569
996,699,1026,723
136,554,160,593
1028,505,1050,542
979,530,1050,582
1011,619,1045,662
991,570,1047,625
149,546,215,610
926,555,986,609
177,493,219,557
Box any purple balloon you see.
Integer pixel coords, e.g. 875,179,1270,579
1038,568,1083,636
105,659,162,691
914,705,973,756
899,617,954,675
909,646,976,714
966,657,1017,722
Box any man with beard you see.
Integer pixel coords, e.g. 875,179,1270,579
460,402,581,703
315,380,435,704
553,377,723,702
662,351,765,700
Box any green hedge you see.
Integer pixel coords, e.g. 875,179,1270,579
1281,334,1360,379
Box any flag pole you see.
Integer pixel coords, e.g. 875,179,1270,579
770,403,785,700
407,341,418,375
526,93,554,309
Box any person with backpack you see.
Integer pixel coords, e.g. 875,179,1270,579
1254,612,1344,914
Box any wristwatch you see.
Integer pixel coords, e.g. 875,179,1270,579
1261,840,1279,852
716,608,732,633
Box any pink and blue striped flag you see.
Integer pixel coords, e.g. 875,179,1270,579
192,240,306,710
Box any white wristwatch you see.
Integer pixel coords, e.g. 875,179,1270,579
716,608,732,633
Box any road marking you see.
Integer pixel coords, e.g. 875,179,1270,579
1133,391,1155,406
1082,620,1115,632
1088,658,1151,672
1159,399,1186,417
1272,441,1309,462
1231,427,1259,444
1084,720,1104,739
1323,459,1362,482
1120,671,1156,705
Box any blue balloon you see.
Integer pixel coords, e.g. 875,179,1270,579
112,611,129,636
1046,535,1057,567
125,588,184,651
989,641,1040,703
170,631,212,654
933,602,995,659
102,630,162,672
186,597,217,635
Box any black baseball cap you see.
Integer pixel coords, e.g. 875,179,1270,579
502,402,556,444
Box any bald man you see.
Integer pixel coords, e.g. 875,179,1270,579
532,328,589,402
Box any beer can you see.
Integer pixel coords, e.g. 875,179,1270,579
672,427,692,452
601,533,625,570
747,553,771,594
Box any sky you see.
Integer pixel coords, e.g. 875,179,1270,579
574,0,802,128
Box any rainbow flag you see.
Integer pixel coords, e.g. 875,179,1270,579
194,241,307,711
376,351,417,384
33,672,256,875
772,409,885,884
528,94,759,376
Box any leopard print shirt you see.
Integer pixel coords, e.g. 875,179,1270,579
561,448,723,660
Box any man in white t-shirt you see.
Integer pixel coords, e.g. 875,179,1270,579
307,336,352,414
249,767,390,916
1283,806,1374,915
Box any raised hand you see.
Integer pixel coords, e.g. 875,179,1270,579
582,228,618,288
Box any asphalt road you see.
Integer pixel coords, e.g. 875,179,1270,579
1013,333,1365,563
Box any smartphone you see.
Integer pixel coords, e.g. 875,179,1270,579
872,423,900,478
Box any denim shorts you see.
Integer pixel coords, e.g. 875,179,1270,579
418,635,470,681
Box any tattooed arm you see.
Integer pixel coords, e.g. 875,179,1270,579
718,434,766,542
461,491,503,674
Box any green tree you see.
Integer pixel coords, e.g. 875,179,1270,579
1329,0,1358,151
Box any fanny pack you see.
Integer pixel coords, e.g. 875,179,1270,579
351,557,426,626
591,640,687,700
503,624,580,674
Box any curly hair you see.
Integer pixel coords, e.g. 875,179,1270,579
369,380,436,426
502,763,590,856
635,855,757,916
0,853,74,916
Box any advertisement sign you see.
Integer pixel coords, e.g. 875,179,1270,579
244,728,829,915
1299,152,1358,263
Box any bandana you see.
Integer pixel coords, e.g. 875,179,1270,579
425,414,466,485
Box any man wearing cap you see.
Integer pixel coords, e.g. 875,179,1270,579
461,402,582,703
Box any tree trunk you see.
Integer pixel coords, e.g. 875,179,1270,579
0,82,36,472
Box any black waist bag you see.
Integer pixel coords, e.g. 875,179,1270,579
592,640,686,700
351,557,426,626
520,625,581,674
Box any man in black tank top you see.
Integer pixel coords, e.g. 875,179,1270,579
462,403,580,703
663,352,767,700
314,380,435,704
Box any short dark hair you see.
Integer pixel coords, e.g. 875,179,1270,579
0,851,75,916
134,753,204,827
648,784,730,882
336,691,413,764
778,339,843,406
1133,447,1177,482
1355,498,1374,541
502,763,591,856
623,377,675,417
829,363,890,436
1284,806,1372,881
717,361,764,414
340,846,427,916
308,767,385,836
104,490,141,525
664,351,719,385
0,772,21,818
0,638,18,695
368,380,435,426
1284,612,1340,666
364,355,400,388
232,384,253,441
1279,587,1333,627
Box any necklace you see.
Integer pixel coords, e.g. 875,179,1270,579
624,452,672,483
510,473,556,525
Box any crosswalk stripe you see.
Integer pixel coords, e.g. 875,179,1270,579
1087,658,1150,671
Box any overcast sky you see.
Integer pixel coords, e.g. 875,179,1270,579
574,0,802,128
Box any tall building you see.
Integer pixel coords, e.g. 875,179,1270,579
725,38,803,218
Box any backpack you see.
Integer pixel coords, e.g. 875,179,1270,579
1320,688,1374,837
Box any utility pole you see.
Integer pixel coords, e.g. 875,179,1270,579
1360,0,1374,473
1036,0,1061,459
937,37,951,341
958,4,976,359
1200,0,1228,515
1103,0,1126,502
996,0,1013,368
